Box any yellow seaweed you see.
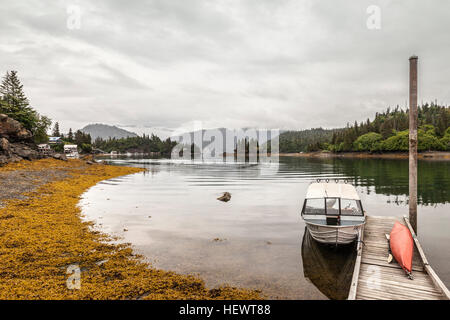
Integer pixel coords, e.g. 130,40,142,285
0,159,261,300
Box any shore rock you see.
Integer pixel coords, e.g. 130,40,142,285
0,114,33,142
217,192,231,202
10,143,39,160
0,114,41,165
0,138,9,154
52,153,67,161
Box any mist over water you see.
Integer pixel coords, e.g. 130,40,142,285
80,156,450,299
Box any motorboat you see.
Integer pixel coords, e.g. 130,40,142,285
301,181,366,245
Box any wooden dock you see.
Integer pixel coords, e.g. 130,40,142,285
348,215,450,300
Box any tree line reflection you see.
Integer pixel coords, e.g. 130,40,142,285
281,157,450,205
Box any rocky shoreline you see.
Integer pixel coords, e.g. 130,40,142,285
0,113,42,165
0,113,69,166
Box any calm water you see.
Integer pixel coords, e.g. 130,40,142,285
80,156,450,299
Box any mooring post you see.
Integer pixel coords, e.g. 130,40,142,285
409,56,418,234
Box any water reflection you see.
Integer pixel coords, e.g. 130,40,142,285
301,228,356,300
281,157,450,205
102,156,450,205
83,156,450,299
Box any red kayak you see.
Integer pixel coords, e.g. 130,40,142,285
390,221,414,278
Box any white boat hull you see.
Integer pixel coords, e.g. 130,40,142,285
305,222,365,245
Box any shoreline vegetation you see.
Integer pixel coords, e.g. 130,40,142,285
0,159,261,300
277,104,450,154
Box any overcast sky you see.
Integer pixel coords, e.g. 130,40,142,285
1,0,449,136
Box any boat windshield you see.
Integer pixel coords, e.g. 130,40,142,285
340,199,363,216
326,198,339,215
303,198,325,214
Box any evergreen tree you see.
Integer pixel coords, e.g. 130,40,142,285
0,71,30,111
0,70,52,142
52,122,60,137
0,71,35,129
68,128,74,142
380,121,393,139
74,130,91,145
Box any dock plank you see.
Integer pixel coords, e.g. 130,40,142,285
348,215,448,300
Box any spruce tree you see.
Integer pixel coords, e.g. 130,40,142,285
0,70,51,142
68,128,74,142
52,122,61,137
0,70,35,129
0,71,30,109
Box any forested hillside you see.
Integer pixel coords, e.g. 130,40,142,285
329,103,449,152
278,128,342,153
93,134,177,155
277,103,450,153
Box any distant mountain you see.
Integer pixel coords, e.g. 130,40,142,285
119,125,174,140
81,124,138,140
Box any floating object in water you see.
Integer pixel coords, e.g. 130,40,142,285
389,221,414,279
217,192,231,202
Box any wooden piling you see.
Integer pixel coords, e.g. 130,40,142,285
409,56,418,234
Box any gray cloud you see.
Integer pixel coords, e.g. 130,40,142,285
0,0,449,134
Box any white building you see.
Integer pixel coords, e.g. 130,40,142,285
64,144,79,159
38,144,51,155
